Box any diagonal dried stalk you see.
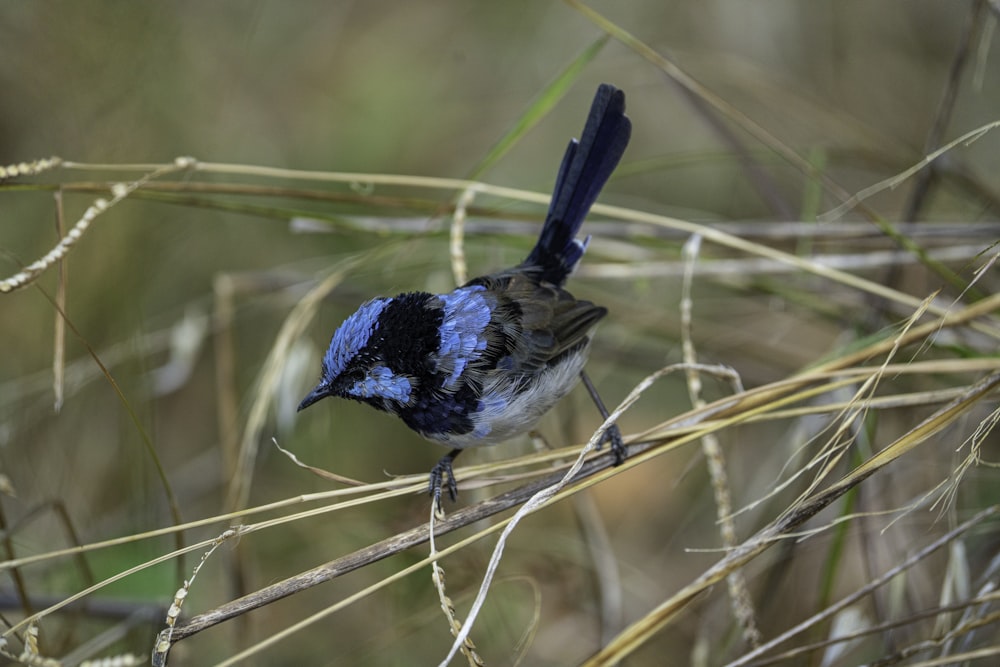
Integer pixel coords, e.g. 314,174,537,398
168,449,630,643
583,371,1000,666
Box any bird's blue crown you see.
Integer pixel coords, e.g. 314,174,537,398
321,297,389,380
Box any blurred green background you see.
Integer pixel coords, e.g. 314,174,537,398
1,1,998,665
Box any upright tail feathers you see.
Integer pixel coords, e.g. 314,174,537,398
523,84,631,285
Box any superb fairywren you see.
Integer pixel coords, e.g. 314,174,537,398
298,84,631,504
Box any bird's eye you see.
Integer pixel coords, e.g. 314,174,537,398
344,368,366,384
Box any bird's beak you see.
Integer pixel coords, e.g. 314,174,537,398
297,384,332,412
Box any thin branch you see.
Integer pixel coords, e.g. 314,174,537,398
168,450,630,642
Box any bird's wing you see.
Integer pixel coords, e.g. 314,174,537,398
471,273,607,376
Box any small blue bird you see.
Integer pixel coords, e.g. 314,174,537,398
299,84,632,504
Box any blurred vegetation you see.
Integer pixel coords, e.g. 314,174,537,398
1,1,999,665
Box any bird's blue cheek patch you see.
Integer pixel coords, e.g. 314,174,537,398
349,366,412,403
438,285,491,389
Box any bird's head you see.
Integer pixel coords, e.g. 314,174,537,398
298,297,414,415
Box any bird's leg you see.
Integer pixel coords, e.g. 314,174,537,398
429,448,463,507
579,370,626,465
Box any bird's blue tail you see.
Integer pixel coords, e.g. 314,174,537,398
523,84,631,285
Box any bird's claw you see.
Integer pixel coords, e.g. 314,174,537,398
428,454,459,509
597,423,627,466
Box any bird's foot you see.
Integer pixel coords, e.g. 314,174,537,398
597,423,627,466
428,449,462,510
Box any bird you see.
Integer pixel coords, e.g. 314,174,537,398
298,83,632,505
